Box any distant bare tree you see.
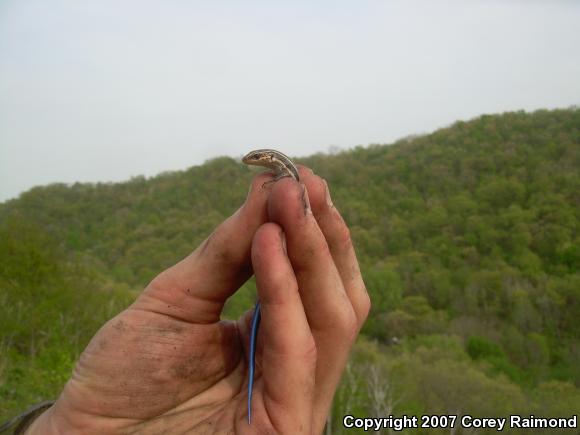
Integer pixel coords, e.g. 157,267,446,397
365,363,400,435
328,362,361,435
367,363,398,416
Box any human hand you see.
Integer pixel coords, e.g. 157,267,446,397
27,168,370,434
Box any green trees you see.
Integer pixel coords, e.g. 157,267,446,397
1,107,579,426
0,219,132,420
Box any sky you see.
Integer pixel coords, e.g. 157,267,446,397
1,0,579,202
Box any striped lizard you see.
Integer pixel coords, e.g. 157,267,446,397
241,149,300,424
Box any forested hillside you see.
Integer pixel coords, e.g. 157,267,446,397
1,108,579,433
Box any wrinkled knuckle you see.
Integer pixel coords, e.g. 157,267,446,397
336,307,358,341
359,291,372,323
293,241,330,274
336,224,353,250
205,231,246,266
214,244,245,266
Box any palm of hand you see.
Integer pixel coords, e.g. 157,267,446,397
61,299,256,433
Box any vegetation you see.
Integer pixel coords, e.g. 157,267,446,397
1,107,578,433
0,218,133,419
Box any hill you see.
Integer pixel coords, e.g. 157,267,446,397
1,107,579,432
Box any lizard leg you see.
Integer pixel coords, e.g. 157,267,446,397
261,173,292,188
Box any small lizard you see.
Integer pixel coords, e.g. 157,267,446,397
242,149,299,185
242,149,300,424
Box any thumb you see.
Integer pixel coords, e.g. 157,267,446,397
132,173,272,324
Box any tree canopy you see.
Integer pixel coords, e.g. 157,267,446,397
1,107,578,432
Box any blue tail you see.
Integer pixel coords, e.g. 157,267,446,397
248,302,261,424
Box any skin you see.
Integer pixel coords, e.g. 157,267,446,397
26,166,370,435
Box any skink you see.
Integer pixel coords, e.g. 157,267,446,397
242,149,300,424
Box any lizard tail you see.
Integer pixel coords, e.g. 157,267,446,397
248,302,261,424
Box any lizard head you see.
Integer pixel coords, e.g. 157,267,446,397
242,149,275,165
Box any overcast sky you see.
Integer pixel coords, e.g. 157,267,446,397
1,0,579,202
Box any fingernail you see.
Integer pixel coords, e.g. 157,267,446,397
280,230,287,254
231,205,243,217
243,181,254,204
301,184,312,216
323,179,333,208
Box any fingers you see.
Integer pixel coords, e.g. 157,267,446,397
266,168,370,432
133,173,274,324
298,170,371,326
267,177,358,336
251,223,315,432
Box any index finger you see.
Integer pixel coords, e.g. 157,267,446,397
132,173,272,324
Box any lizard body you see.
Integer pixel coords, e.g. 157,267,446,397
242,149,299,183
241,149,300,424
